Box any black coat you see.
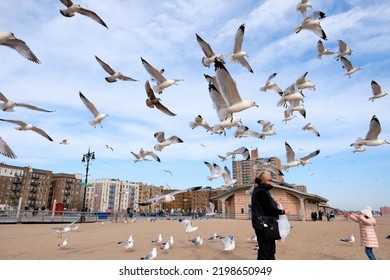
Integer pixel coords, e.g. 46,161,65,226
251,183,284,229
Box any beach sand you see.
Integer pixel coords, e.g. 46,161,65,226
0,216,389,260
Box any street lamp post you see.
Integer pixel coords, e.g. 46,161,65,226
81,147,95,219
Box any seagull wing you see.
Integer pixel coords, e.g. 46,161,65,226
0,137,17,159
371,80,382,97
79,91,100,117
207,83,229,122
0,119,27,127
145,81,176,116
0,92,9,102
214,60,242,107
233,24,245,53
141,57,166,84
2,38,41,64
317,40,325,52
95,56,115,75
30,126,53,141
77,8,108,29
144,150,161,162
338,39,347,53
340,56,352,71
285,142,296,162
300,149,320,161
195,33,215,57
15,103,54,112
365,115,381,140
237,56,253,73
154,131,166,143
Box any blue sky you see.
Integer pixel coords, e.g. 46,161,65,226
0,0,389,211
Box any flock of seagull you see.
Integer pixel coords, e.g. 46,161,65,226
0,1,388,191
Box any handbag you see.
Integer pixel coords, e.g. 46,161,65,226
257,216,281,241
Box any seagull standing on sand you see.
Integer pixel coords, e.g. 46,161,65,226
153,131,183,151
334,39,353,61
145,80,176,116
259,73,283,95
350,115,389,150
195,33,225,68
369,80,388,102
316,40,334,59
0,119,53,142
117,234,134,250
151,233,163,244
0,137,17,159
340,56,362,78
302,123,320,136
58,238,68,248
340,234,355,243
79,91,108,128
229,24,253,73
140,247,157,260
131,148,160,163
59,0,108,29
141,57,183,94
294,11,327,40
0,92,54,112
95,56,137,83
189,235,204,247
0,31,41,63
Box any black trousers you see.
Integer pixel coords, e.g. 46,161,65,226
255,228,276,260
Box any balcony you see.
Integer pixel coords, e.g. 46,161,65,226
30,181,39,186
29,187,37,193
65,184,72,189
11,186,21,192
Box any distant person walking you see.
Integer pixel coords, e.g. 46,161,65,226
347,207,379,260
251,170,285,260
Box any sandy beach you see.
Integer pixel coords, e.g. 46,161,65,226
0,216,389,260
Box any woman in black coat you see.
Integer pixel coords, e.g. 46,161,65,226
251,170,285,260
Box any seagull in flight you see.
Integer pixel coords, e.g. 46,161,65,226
189,115,212,131
229,23,253,73
302,123,320,137
334,39,353,61
59,139,70,145
218,234,236,251
79,91,109,128
316,40,334,59
296,0,313,18
350,115,389,150
195,33,225,68
153,131,183,151
138,186,202,206
214,164,237,188
59,0,108,29
0,137,17,159
131,148,160,163
204,161,220,181
259,73,283,95
179,218,199,239
282,142,320,170
105,144,113,151
294,11,327,40
52,221,77,238
141,57,183,94
95,56,137,83
0,119,53,141
145,80,176,116
226,146,250,160
369,80,388,102
0,31,41,63
340,56,362,78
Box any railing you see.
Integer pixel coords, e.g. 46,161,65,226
0,210,99,224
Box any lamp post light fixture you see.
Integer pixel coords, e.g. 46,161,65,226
81,147,95,213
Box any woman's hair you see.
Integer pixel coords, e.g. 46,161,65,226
255,170,271,185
